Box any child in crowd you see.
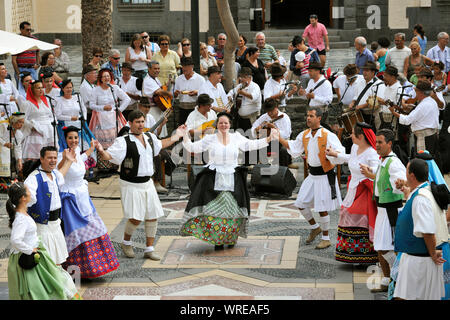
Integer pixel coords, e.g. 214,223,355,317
432,61,448,94
207,36,216,57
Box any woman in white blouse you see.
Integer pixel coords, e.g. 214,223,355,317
326,122,380,265
55,79,95,154
0,113,25,178
180,112,279,250
6,182,80,300
88,68,130,172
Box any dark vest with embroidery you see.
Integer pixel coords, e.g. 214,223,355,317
119,133,155,183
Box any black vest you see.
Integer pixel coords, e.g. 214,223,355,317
119,133,155,183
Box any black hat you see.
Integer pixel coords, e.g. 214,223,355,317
197,93,214,106
39,67,53,80
362,61,378,71
384,65,398,77
356,122,372,129
270,62,286,76
181,56,194,66
82,64,97,75
122,62,134,71
415,80,433,92
308,61,323,70
430,182,450,210
139,96,152,106
207,66,221,76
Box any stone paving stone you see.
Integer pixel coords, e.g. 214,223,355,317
0,284,8,300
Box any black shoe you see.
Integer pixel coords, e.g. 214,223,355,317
214,245,224,250
227,244,235,249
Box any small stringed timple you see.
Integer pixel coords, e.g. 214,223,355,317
257,114,284,137
400,84,446,114
146,107,174,133
153,74,174,112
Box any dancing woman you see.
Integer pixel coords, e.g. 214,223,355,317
179,112,279,250
57,126,119,278
326,122,380,264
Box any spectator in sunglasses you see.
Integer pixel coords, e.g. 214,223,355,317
177,38,192,59
140,31,160,55
88,47,104,72
102,49,122,82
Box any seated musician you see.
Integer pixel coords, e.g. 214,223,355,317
348,61,385,129
119,96,171,193
388,80,441,166
227,67,262,132
198,66,230,113
298,62,333,124
142,61,173,138
251,98,294,168
264,62,297,112
174,57,205,126
185,94,218,139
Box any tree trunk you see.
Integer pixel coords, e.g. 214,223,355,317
81,0,113,69
216,0,239,91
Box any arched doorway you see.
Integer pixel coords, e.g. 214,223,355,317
269,0,332,28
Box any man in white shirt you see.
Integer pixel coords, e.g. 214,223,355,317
95,110,185,261
264,62,296,111
117,62,141,117
198,66,230,113
174,57,205,126
349,61,385,129
142,61,172,137
333,64,365,108
385,33,412,76
377,66,402,132
185,94,217,138
252,98,293,167
426,32,450,74
79,65,98,119
389,80,440,163
298,62,333,124
227,67,261,132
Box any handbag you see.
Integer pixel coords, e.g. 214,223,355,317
18,252,40,270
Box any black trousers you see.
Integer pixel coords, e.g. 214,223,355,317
178,108,194,127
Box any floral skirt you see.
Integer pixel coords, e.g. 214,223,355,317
335,226,378,264
62,233,119,279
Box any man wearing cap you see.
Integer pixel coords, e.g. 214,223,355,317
349,61,385,128
101,49,122,82
174,57,205,126
118,62,141,116
264,62,296,112
302,15,330,68
376,65,402,132
198,66,230,113
298,62,333,123
79,65,98,115
185,94,217,138
142,61,172,137
95,110,186,260
389,80,441,163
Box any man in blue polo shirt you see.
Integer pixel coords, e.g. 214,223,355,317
354,36,374,74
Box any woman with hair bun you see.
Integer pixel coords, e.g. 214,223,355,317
7,182,81,300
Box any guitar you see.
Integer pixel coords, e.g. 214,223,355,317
257,114,284,137
405,84,446,105
153,74,174,112
147,107,173,134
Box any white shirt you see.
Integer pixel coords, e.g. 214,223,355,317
185,106,217,131
374,152,406,196
381,81,402,113
427,45,450,73
409,182,437,238
305,75,333,107
174,72,205,104
287,127,345,167
55,95,87,126
227,81,262,117
199,80,229,109
385,46,412,74
399,96,440,132
0,123,24,160
333,74,365,105
142,75,161,99
352,77,386,107
330,144,380,207
90,85,130,113
0,79,20,117
118,76,141,105
107,132,162,178
25,168,65,212
264,78,291,107
251,110,291,139
44,88,61,101
10,213,39,255
79,79,95,111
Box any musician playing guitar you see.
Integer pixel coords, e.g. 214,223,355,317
264,62,297,112
142,61,173,138
198,66,230,113
185,94,218,139
252,98,294,167
227,67,262,132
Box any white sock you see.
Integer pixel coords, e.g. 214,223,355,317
144,246,154,253
319,215,330,232
310,223,320,230
381,277,390,286
321,235,330,241
123,239,132,246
